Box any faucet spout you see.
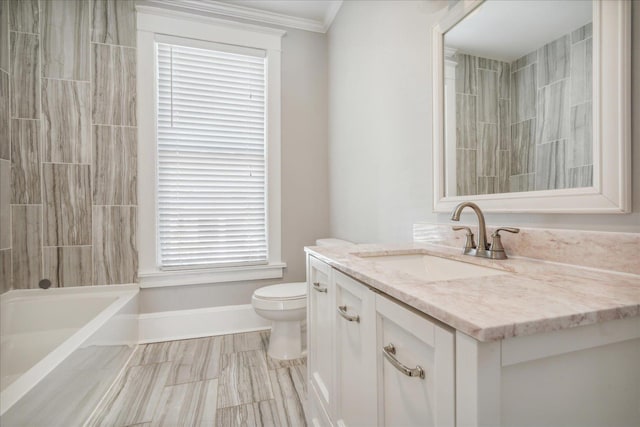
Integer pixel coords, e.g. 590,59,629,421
450,202,489,252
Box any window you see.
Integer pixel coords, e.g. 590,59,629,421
137,6,285,286
156,41,267,269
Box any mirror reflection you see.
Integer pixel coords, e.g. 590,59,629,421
443,0,593,196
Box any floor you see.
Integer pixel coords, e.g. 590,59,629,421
86,330,308,427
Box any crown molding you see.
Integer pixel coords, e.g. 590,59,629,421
143,0,343,34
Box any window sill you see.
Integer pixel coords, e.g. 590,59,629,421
138,263,286,288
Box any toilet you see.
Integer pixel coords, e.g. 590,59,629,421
252,238,354,360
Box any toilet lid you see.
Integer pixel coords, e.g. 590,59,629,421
254,282,307,300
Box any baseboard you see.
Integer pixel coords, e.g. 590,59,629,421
138,304,271,343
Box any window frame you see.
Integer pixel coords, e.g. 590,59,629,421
136,5,286,288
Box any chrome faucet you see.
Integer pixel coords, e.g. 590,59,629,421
450,202,519,260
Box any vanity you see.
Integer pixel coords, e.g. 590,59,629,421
303,0,637,424
304,235,640,427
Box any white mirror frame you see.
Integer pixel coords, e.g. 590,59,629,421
432,0,631,214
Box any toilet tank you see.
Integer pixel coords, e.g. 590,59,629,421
315,238,355,247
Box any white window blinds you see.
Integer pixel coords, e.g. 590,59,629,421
156,42,267,269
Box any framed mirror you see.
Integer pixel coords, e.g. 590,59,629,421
432,0,631,213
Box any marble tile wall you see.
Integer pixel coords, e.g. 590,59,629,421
454,22,593,196
454,53,510,196
2,0,137,293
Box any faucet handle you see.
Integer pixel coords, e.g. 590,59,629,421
492,227,520,236
452,226,476,250
489,227,520,257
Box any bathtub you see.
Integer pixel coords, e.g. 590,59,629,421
0,284,138,423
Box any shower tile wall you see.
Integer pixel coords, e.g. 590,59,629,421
0,0,138,294
455,23,593,195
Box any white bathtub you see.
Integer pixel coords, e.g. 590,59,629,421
0,284,138,419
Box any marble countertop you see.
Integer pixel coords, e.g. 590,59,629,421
305,243,640,342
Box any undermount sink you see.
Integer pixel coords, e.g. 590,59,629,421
358,253,507,282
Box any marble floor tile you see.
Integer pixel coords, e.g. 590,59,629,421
537,34,570,87
10,31,39,119
130,340,181,366
0,70,8,159
0,159,9,249
167,337,222,385
222,331,269,354
11,205,42,289
11,118,41,204
43,163,92,246
0,3,8,72
217,350,274,408
92,205,137,285
87,361,172,427
0,248,11,293
455,53,477,95
42,79,91,163
92,43,137,126
43,246,93,287
41,0,90,80
455,93,477,149
91,0,136,47
152,379,218,426
93,125,137,205
266,354,306,371
216,400,281,427
270,366,307,427
9,0,39,33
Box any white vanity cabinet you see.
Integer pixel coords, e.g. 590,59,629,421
307,256,335,415
307,256,455,427
375,294,455,427
333,271,377,427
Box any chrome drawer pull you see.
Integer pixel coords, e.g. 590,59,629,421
382,343,425,379
337,305,360,322
312,281,327,293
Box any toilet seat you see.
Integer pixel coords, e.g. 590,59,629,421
252,282,307,311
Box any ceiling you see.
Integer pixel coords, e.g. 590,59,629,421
445,0,592,61
212,0,343,32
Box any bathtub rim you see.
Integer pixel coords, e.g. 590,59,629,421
0,284,139,416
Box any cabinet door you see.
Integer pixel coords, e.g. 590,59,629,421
308,256,335,414
375,295,455,427
334,271,377,427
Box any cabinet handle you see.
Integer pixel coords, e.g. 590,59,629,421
312,281,327,293
337,305,360,322
382,343,425,379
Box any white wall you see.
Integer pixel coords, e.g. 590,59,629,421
328,0,448,244
328,1,640,244
140,25,329,313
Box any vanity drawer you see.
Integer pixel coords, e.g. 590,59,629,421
375,294,455,427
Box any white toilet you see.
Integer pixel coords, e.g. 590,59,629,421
252,238,354,360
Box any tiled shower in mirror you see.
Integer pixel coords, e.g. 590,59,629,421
446,19,593,196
